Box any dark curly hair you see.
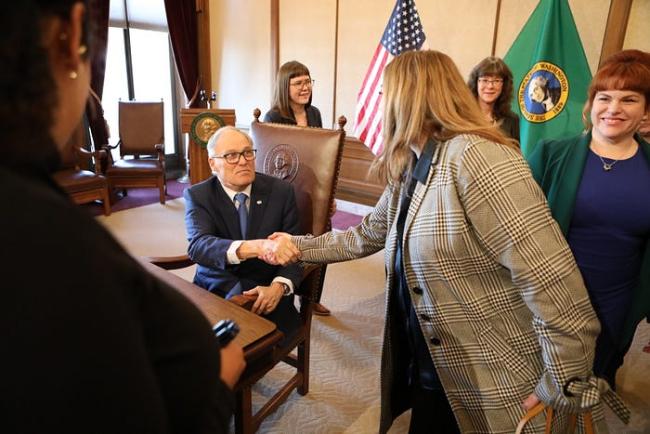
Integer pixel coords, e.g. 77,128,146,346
0,0,91,168
467,56,516,121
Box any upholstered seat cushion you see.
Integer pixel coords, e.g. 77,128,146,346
53,169,107,193
106,159,163,176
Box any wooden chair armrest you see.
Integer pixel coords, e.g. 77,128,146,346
81,148,108,173
103,142,120,151
154,143,165,162
101,144,117,165
143,254,194,270
70,146,106,173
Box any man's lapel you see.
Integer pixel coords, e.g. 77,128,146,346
248,177,271,238
212,178,242,239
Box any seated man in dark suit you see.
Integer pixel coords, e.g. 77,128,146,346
184,126,301,339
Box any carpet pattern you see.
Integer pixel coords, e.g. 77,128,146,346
96,198,649,434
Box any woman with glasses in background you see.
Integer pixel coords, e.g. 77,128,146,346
264,60,322,128
468,56,520,142
264,60,331,316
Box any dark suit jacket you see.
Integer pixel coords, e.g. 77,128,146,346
263,105,323,127
184,173,303,297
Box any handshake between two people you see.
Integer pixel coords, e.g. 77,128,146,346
260,232,301,265
236,232,301,266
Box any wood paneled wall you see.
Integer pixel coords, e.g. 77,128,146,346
208,0,649,205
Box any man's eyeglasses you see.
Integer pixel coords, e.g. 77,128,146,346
478,78,504,86
211,149,257,164
290,79,315,88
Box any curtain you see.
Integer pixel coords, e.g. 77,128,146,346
164,0,200,107
86,0,110,150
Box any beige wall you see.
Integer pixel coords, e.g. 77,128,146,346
210,0,645,135
210,0,271,128
625,0,650,51
279,0,337,128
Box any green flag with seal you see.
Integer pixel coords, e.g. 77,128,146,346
504,0,592,156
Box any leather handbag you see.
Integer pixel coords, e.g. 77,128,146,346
515,402,594,434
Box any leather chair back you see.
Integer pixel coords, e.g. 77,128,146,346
118,101,164,156
250,111,346,237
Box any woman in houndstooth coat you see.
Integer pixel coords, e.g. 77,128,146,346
269,50,627,433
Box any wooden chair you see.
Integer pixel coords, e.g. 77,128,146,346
104,101,166,204
53,122,111,215
148,111,346,433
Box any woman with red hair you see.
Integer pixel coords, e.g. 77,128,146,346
528,49,650,388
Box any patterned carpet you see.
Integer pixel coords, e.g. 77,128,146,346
96,198,650,434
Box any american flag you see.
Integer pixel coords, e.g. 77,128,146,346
354,0,426,155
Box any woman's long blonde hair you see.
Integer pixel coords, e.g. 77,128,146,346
371,50,517,183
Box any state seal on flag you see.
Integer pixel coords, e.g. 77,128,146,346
518,62,569,123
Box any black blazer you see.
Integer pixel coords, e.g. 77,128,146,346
263,105,323,127
2,161,233,433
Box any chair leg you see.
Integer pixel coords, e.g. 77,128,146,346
235,386,254,434
159,178,165,204
297,335,310,395
101,188,111,216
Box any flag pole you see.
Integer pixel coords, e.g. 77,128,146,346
491,0,502,56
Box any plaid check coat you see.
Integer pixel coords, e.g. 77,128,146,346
295,135,608,433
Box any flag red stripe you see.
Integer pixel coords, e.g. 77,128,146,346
355,47,388,129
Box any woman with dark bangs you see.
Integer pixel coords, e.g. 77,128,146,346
264,60,322,128
468,56,520,142
528,49,650,389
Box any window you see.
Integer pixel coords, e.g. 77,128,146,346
103,0,181,156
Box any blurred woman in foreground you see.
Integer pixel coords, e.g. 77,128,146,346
1,1,244,432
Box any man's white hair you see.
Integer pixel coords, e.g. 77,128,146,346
206,126,254,157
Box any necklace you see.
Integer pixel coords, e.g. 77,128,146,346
597,155,619,171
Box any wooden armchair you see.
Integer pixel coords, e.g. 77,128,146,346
104,101,166,204
147,111,346,433
53,123,111,215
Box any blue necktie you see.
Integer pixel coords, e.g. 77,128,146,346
234,192,248,239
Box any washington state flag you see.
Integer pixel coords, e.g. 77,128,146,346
504,0,592,156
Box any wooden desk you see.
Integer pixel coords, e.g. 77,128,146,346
335,136,386,206
142,262,282,361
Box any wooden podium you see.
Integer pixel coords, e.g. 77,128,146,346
180,108,236,184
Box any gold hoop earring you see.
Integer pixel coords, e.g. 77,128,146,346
69,70,78,80
78,45,87,55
